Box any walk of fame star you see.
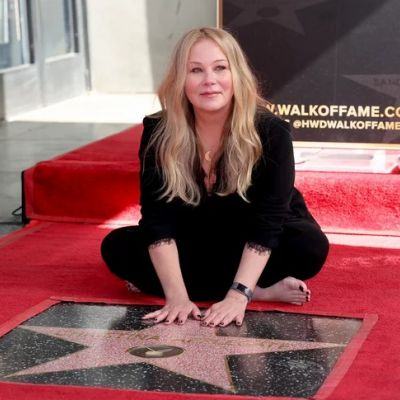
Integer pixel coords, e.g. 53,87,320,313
343,74,400,103
0,303,365,396
5,320,344,392
225,0,330,34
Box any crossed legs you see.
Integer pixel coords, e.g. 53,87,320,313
100,220,329,304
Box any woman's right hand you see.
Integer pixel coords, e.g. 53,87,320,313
141,296,202,325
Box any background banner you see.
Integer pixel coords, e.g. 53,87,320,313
222,0,400,145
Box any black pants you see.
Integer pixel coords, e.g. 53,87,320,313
101,220,329,301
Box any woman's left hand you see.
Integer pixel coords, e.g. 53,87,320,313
201,290,248,327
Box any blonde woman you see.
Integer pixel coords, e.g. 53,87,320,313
101,27,329,327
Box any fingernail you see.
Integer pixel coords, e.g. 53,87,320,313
299,285,304,292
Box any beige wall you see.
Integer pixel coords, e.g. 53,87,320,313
86,0,217,94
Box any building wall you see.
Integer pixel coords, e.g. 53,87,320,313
86,0,217,94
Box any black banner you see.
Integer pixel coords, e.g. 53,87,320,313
222,0,400,144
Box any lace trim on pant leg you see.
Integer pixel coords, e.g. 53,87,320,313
246,241,272,256
125,281,141,293
148,238,175,249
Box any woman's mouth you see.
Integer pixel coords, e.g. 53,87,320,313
200,92,220,97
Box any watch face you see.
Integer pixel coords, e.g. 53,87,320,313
232,283,252,301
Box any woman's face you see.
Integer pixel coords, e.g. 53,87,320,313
184,39,233,117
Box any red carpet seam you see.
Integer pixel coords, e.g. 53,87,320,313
0,221,52,250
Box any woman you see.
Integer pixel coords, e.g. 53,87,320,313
101,27,329,328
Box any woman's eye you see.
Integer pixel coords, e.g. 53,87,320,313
216,65,227,71
190,67,202,73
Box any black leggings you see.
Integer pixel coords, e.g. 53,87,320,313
101,220,329,301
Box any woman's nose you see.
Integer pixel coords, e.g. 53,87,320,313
203,70,217,85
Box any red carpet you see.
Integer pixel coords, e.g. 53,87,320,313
23,125,400,234
0,221,399,399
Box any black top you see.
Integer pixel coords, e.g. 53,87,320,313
138,110,318,249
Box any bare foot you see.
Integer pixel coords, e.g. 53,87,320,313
253,277,311,305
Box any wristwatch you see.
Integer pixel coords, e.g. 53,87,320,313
230,282,253,302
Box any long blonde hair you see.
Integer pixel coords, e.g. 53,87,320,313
145,27,270,206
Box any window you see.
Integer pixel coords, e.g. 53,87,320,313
39,0,76,59
0,0,30,69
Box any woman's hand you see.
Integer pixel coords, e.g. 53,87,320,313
142,296,202,325
201,290,247,327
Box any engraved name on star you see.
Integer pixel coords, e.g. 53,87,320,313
343,74,400,104
8,320,344,392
